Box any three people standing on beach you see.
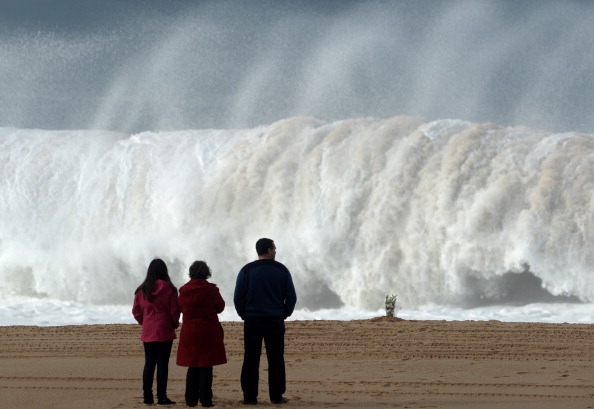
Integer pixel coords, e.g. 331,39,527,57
132,237,296,406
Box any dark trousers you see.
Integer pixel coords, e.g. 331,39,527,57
241,317,286,402
143,340,173,401
185,366,213,407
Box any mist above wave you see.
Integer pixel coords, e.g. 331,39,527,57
1,1,594,133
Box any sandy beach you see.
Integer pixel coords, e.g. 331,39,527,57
1,318,594,409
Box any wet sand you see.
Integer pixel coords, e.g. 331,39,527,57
2,318,594,409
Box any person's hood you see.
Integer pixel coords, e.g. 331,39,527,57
151,279,170,296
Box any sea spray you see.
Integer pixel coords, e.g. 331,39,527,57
2,1,594,133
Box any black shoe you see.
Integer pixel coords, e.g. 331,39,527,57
157,398,176,405
239,399,258,405
144,398,154,406
271,397,288,404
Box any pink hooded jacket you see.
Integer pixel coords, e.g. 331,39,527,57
132,280,181,342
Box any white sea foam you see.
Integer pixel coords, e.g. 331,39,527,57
2,296,592,327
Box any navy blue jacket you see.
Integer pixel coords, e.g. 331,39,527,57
233,259,297,319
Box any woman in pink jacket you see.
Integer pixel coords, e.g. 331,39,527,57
177,260,227,407
132,258,180,406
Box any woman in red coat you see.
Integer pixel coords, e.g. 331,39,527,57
132,258,180,406
177,260,227,407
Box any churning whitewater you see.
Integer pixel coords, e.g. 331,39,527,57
1,116,593,316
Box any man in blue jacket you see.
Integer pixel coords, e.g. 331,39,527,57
234,238,297,405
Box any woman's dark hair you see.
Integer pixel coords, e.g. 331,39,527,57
255,238,274,256
189,260,212,279
135,258,176,302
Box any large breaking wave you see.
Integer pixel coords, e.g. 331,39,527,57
1,116,593,310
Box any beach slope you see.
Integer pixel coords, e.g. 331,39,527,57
1,318,594,408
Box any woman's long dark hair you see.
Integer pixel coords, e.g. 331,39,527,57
135,258,176,302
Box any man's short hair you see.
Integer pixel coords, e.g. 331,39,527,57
256,238,274,256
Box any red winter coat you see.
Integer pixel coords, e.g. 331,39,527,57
176,279,227,367
132,280,180,342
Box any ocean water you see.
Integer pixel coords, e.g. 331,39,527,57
5,297,594,326
2,117,594,325
2,1,594,326
4,297,594,326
